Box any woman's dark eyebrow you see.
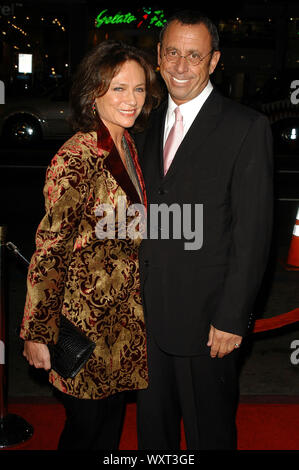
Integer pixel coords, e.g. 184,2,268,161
112,81,146,87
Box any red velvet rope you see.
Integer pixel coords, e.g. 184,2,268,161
252,308,299,333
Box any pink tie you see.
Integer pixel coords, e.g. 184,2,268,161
163,107,183,175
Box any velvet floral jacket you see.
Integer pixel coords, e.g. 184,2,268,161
20,119,148,399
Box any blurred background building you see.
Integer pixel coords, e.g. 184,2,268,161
0,0,298,101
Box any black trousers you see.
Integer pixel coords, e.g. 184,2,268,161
56,390,126,451
137,324,239,450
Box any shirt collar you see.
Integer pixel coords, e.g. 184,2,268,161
167,80,213,120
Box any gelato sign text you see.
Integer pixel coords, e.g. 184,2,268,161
95,8,167,29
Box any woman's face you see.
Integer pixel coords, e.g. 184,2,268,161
95,60,146,136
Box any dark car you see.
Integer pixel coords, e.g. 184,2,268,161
249,71,299,155
0,82,73,145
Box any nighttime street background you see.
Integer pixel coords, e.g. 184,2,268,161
0,0,299,400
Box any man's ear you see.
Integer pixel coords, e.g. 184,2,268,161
209,50,221,75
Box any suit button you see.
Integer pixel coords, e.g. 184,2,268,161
158,188,167,195
144,260,149,267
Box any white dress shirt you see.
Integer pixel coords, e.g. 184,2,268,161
163,80,213,147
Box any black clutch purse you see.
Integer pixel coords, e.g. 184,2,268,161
49,315,96,379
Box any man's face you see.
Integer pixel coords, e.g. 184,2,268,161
158,21,220,105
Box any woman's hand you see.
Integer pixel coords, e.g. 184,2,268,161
23,340,51,371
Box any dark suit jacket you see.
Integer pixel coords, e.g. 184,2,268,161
135,89,273,357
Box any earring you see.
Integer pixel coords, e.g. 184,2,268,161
92,101,97,116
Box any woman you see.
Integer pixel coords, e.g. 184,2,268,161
20,40,161,450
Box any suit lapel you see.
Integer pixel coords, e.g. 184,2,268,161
158,103,167,178
163,90,223,180
96,119,142,205
142,102,167,181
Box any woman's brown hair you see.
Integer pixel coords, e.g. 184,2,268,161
69,40,162,133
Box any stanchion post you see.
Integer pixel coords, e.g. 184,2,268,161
0,226,8,421
0,225,33,448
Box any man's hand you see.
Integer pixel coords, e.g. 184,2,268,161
207,325,242,358
23,340,51,371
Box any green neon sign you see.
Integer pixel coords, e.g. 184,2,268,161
95,8,167,29
95,10,136,28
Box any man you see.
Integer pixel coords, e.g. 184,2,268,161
135,11,273,450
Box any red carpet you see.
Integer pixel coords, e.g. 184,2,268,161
2,400,299,451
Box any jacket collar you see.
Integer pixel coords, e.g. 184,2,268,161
96,118,145,206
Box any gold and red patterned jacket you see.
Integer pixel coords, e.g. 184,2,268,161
20,119,148,399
